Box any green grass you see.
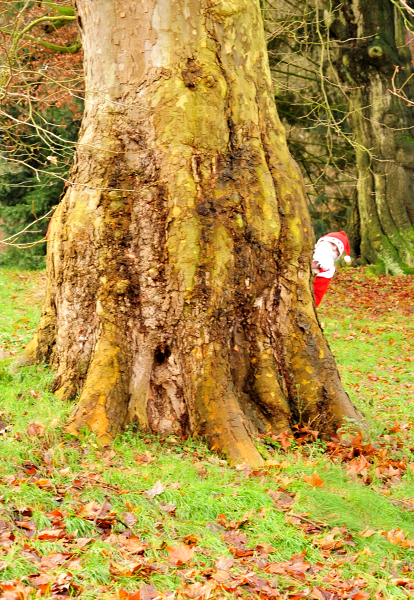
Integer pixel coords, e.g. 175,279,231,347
0,268,414,599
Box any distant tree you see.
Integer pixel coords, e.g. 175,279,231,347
331,0,414,273
264,0,414,273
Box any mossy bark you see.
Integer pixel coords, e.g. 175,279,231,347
22,0,360,465
331,0,414,274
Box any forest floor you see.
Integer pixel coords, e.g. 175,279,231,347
1,268,414,600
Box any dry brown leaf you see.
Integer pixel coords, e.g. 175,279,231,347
74,537,93,548
166,542,196,565
120,535,148,554
139,583,160,600
122,512,138,527
360,527,376,538
169,482,182,489
143,480,165,498
275,430,292,450
387,529,405,546
26,422,45,437
183,534,198,546
182,582,214,599
78,500,112,520
0,582,35,600
315,533,343,550
211,570,231,583
386,529,414,548
215,555,234,570
37,529,64,540
347,455,369,483
302,471,324,487
119,590,141,600
160,502,176,514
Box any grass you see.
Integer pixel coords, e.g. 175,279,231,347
0,268,414,599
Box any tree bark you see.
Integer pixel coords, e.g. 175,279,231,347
331,0,414,274
22,0,360,465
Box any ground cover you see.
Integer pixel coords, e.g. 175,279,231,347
0,268,413,600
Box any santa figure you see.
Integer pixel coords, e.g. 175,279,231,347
312,231,351,307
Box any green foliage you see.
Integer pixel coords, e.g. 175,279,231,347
0,103,81,270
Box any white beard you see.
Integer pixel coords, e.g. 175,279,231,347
313,241,338,271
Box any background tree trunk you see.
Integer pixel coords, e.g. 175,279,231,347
332,0,414,274
22,0,360,465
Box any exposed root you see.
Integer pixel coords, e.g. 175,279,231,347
65,325,130,443
189,343,264,466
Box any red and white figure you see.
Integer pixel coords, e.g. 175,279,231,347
312,231,351,307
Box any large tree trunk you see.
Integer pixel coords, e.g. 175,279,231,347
331,0,414,274
22,0,359,465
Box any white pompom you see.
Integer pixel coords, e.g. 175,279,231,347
344,255,352,264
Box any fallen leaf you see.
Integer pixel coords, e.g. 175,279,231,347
37,528,64,540
215,555,234,570
143,481,165,498
135,451,157,465
182,582,214,599
360,527,376,538
166,543,196,565
120,535,149,554
169,482,182,489
78,500,112,520
74,537,93,548
122,512,138,527
160,502,176,514
184,534,198,546
211,570,230,582
139,583,160,600
314,533,343,550
303,471,324,487
26,422,45,437
119,590,140,600
275,430,292,450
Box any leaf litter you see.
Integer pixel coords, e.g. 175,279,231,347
1,271,414,598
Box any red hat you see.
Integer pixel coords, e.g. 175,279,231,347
317,231,352,264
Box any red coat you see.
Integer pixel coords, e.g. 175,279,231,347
313,267,334,307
